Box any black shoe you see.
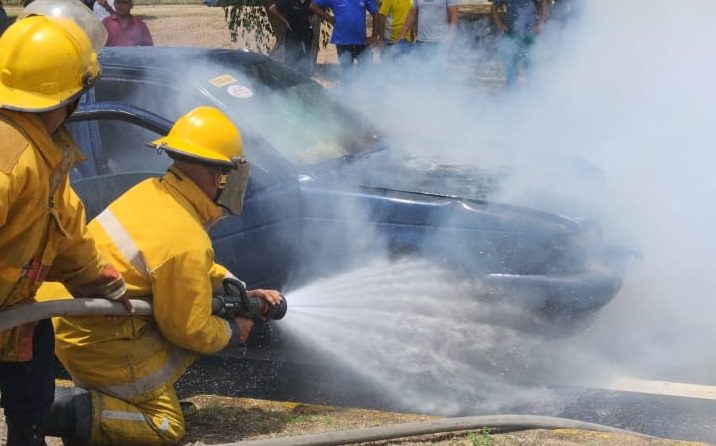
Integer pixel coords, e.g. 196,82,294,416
6,419,48,446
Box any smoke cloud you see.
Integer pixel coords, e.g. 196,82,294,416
329,0,716,384
512,0,716,382
263,0,716,415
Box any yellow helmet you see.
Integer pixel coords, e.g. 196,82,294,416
149,106,244,168
0,15,101,112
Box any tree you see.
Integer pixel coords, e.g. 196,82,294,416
221,0,332,70
221,0,281,53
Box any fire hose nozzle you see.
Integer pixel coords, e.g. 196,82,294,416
212,279,287,322
211,294,287,321
255,295,288,320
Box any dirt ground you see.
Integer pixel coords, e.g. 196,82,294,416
176,395,711,446
0,4,711,445
0,394,711,446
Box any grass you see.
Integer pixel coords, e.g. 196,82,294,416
467,428,495,446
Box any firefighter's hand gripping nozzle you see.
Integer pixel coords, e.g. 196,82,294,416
212,278,287,322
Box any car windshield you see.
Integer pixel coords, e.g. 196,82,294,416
249,82,382,166
97,50,385,169
203,59,384,167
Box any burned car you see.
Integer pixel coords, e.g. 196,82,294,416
66,47,625,345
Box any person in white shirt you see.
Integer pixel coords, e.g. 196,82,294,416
93,0,115,21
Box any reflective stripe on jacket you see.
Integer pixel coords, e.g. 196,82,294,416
51,166,234,402
0,110,111,362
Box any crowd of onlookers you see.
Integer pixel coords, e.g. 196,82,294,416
0,0,574,86
270,0,573,87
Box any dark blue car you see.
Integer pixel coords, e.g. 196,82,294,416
66,47,625,345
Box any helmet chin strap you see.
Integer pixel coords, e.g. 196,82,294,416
67,99,80,116
62,99,80,124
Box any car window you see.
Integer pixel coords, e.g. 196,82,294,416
95,78,191,120
97,120,171,174
254,82,382,166
93,79,195,174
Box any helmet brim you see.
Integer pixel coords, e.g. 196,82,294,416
0,79,95,113
148,137,237,169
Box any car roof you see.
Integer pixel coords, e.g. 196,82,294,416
100,46,264,69
98,46,310,89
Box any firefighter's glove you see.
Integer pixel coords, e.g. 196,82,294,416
73,265,133,313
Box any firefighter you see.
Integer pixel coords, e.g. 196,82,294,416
0,2,133,445
38,106,282,445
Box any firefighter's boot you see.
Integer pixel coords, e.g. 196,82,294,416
44,387,92,446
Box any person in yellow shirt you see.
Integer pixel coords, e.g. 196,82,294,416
39,106,282,446
374,0,414,60
0,1,132,444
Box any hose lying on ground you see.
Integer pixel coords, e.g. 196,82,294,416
0,298,152,331
217,414,654,446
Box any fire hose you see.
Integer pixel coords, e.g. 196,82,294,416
0,298,151,331
203,414,654,446
0,280,287,332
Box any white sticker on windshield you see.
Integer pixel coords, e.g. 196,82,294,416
227,85,253,99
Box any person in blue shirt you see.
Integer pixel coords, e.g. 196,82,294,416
310,0,378,70
491,0,548,87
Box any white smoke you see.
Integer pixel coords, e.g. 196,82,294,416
333,0,716,383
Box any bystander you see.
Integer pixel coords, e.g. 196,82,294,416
269,0,315,75
93,0,115,21
491,0,548,87
310,0,379,70
102,0,153,47
397,0,458,59
374,0,413,61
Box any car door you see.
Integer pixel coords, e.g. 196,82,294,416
69,74,302,291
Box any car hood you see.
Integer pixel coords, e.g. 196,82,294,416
311,148,508,204
314,147,611,226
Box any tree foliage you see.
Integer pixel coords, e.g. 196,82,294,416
220,0,333,57
221,0,276,52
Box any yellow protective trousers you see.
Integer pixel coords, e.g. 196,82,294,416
89,387,185,446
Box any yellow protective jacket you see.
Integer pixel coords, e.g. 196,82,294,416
0,110,116,362
51,166,236,403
